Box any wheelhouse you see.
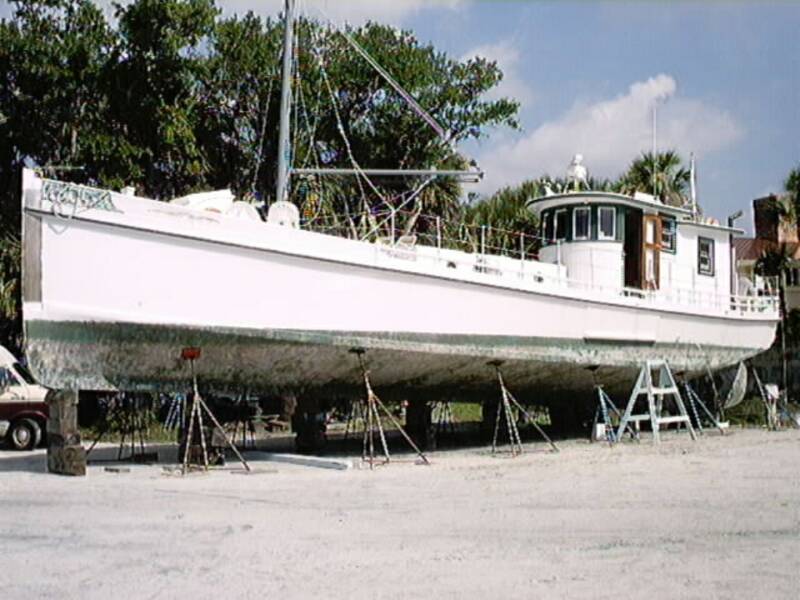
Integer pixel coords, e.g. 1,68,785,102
531,191,740,298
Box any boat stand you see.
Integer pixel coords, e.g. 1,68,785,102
489,361,559,456
351,349,429,469
616,360,696,444
432,400,456,440
342,396,366,443
591,385,639,446
180,349,250,474
86,392,156,463
588,367,638,446
680,380,727,435
163,393,185,432
751,367,781,430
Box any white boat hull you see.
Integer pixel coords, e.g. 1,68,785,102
21,174,778,401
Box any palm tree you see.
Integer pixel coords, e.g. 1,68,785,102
618,150,690,207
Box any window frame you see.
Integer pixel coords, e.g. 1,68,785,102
598,206,616,241
541,211,553,243
572,206,591,241
661,217,677,254
554,209,568,241
697,236,715,276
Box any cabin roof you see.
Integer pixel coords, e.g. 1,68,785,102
529,191,743,234
677,219,744,235
528,191,692,217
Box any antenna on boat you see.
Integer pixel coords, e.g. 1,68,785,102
689,152,698,219
652,101,658,199
276,0,296,204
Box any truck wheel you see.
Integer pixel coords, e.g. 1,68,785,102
8,418,41,451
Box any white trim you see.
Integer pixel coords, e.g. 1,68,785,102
573,206,590,241
598,206,616,241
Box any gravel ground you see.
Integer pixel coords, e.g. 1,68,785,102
1,428,799,599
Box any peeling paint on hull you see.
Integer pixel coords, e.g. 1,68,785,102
25,320,761,400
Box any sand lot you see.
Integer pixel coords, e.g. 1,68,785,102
1,428,799,599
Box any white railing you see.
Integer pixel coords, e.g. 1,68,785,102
369,235,779,317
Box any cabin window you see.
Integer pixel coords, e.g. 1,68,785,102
555,209,568,241
598,207,616,240
698,237,714,276
573,207,590,240
661,218,676,253
542,212,554,242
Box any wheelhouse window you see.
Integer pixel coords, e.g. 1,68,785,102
573,207,590,240
661,218,676,253
541,212,554,242
598,207,616,240
698,237,714,276
554,209,568,241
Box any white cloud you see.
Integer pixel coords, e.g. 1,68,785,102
473,74,744,194
220,0,464,26
461,40,534,105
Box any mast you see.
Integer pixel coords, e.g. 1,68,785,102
276,0,295,204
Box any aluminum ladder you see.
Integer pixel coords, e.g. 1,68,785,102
616,360,697,444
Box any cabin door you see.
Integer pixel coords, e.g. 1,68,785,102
642,214,661,290
624,210,642,288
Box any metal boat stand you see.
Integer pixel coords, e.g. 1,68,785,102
350,348,429,469
342,395,366,443
678,378,727,435
86,392,157,463
432,399,456,441
488,361,559,456
616,360,696,444
587,367,638,446
751,366,781,430
180,348,250,474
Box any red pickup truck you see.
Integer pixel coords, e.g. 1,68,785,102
0,345,49,450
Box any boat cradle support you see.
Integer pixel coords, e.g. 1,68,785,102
46,389,86,476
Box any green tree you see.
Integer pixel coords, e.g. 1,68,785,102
104,0,219,197
0,1,521,351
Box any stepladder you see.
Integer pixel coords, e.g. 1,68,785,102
616,360,697,444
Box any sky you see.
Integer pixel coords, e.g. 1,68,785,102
3,0,798,232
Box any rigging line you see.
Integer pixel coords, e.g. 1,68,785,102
251,68,276,194
314,36,388,210
311,3,449,143
360,176,435,242
291,18,303,171
307,25,362,233
292,15,328,224
295,43,321,170
341,30,448,141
